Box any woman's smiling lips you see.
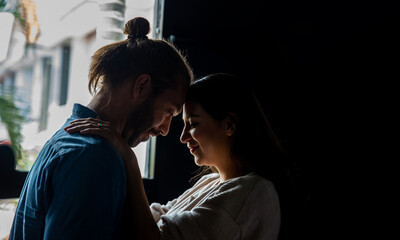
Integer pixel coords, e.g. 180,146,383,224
188,145,199,153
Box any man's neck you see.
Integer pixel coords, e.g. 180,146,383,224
87,91,127,134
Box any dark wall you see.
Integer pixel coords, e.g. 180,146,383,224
146,0,397,238
0,145,27,199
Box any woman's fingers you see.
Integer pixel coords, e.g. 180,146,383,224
78,127,114,140
65,124,96,133
64,117,135,163
64,117,132,157
66,122,121,146
65,117,109,133
68,117,105,127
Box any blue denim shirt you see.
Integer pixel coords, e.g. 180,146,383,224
9,104,127,240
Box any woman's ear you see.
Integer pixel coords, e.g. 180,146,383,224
132,74,152,100
224,113,238,136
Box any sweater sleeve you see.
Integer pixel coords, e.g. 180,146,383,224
159,204,241,240
150,199,178,223
158,175,280,240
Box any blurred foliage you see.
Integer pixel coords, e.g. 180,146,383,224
16,148,37,171
0,92,26,161
1,0,31,170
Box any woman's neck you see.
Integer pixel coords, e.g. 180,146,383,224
217,158,245,182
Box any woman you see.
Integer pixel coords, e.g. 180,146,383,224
65,73,288,239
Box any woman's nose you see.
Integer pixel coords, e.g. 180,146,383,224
180,125,190,143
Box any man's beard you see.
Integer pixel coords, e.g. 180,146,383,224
122,93,155,147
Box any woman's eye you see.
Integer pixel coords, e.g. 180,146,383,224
189,122,198,128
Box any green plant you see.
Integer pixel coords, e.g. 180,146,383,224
0,1,28,165
0,93,26,161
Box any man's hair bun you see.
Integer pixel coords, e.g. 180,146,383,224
124,17,150,40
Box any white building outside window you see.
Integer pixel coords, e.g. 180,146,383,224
0,0,163,177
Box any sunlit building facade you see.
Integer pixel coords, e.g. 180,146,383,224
0,0,161,174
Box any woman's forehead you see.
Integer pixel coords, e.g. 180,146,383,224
182,102,202,118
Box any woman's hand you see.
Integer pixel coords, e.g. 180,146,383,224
64,117,134,162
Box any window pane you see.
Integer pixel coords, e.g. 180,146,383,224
59,45,71,106
0,0,159,177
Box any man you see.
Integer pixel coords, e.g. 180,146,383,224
9,17,193,239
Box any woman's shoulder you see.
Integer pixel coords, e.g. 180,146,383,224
205,173,266,199
193,172,276,200
194,172,220,185
201,173,278,219
224,173,273,189
241,173,278,198
211,173,277,204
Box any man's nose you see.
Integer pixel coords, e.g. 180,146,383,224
159,116,172,136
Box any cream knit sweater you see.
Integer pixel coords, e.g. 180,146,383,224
150,173,281,240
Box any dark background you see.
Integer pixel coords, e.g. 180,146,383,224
1,1,395,238
144,0,397,239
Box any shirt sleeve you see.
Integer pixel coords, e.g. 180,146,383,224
43,146,126,240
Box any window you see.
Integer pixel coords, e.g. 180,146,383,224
59,44,71,106
0,0,164,178
38,57,52,132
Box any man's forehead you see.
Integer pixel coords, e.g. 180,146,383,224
173,102,183,115
162,87,186,115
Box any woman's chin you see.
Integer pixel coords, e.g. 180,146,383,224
194,157,206,167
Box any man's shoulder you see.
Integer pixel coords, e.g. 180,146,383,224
47,103,106,154
32,125,122,176
48,126,116,156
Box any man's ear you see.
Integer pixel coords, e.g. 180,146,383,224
132,74,152,100
224,113,238,137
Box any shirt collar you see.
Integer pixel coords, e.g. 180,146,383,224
72,103,98,119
